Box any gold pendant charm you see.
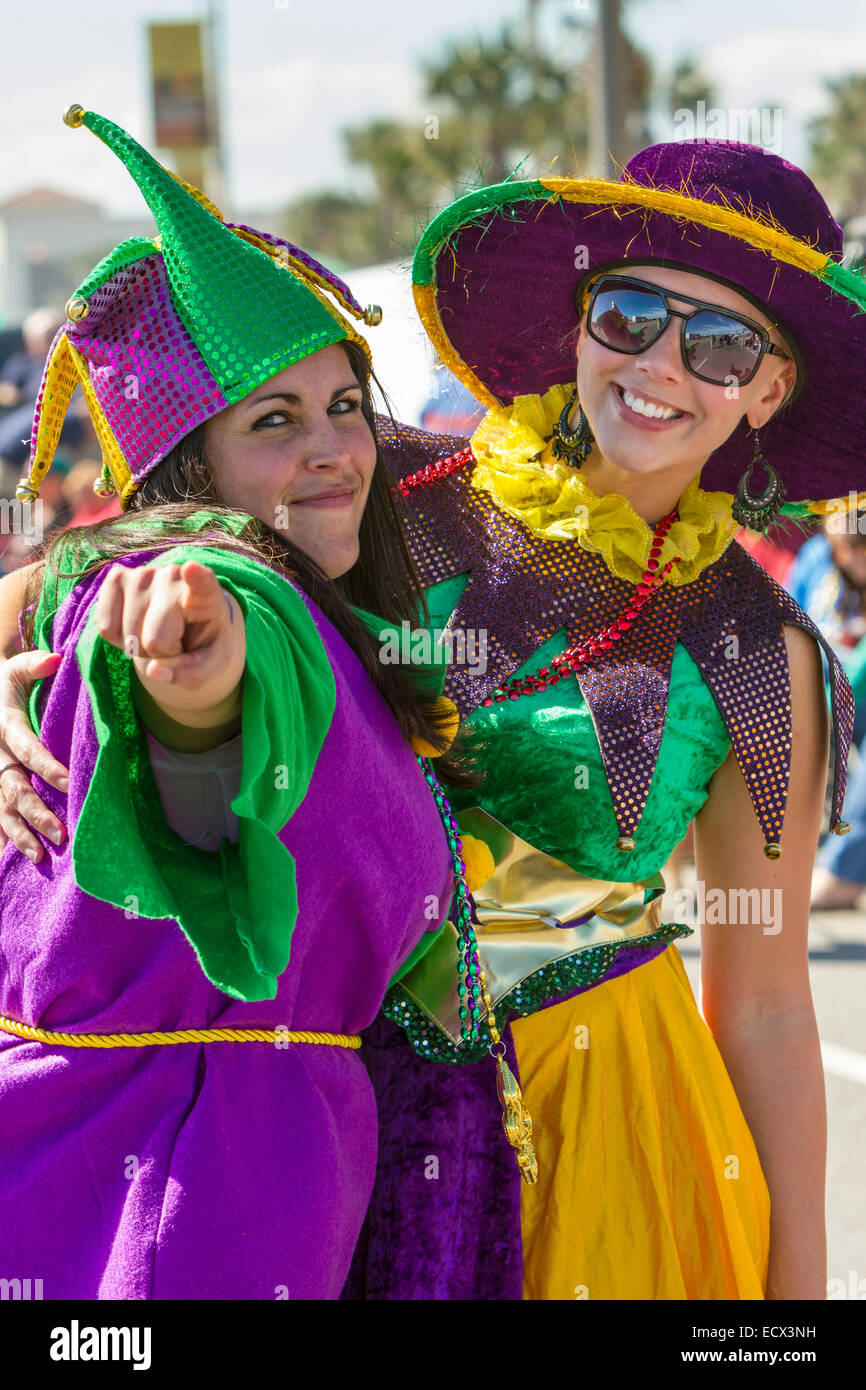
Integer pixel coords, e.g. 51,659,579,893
494,1048,538,1185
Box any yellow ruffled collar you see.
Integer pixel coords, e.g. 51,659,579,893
468,382,738,585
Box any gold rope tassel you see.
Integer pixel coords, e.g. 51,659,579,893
0,1014,361,1049
494,1047,539,1185
477,972,538,1184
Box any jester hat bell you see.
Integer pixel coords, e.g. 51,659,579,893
18,104,383,509
412,141,866,517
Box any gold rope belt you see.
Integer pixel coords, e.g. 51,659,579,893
0,1015,361,1050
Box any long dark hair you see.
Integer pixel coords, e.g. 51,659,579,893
23,340,480,788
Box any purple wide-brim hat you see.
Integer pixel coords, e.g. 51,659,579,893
412,140,866,510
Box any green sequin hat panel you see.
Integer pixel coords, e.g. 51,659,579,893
76,109,354,404
22,104,380,507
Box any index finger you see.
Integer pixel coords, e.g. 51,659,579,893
3,712,69,793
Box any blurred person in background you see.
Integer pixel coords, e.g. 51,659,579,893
789,508,866,664
0,307,61,410
0,307,88,470
0,460,20,576
735,512,816,585
789,508,866,906
0,452,73,575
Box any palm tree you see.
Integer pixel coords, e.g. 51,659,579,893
278,7,663,265
276,190,387,268
421,22,582,183
807,74,866,229
663,53,718,121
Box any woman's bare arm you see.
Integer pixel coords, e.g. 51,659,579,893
694,623,830,1300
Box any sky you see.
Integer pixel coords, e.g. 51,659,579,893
1,0,866,223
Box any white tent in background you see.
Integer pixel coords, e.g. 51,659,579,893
344,260,437,427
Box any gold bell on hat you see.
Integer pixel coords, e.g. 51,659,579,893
363,305,383,326
15,478,39,503
93,464,116,498
65,296,90,322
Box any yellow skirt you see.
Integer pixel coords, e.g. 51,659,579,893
511,944,770,1300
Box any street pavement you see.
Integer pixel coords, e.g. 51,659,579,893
666,889,865,1298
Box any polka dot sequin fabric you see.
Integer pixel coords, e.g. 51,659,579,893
381,417,855,852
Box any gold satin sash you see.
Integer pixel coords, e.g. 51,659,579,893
402,807,666,1044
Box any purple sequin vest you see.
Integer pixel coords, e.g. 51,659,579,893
378,417,854,854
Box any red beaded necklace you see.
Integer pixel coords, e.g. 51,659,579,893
399,447,684,706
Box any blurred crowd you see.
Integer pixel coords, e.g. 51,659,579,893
0,306,120,578
786,510,866,910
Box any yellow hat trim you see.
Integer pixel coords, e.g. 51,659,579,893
66,341,134,503
26,332,78,492
539,174,830,278
412,281,500,410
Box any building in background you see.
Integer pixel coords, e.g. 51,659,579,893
0,188,151,326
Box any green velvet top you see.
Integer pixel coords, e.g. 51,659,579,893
425,571,733,882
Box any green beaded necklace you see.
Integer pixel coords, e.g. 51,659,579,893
416,755,539,1185
417,755,483,1041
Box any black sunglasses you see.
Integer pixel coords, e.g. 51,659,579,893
581,274,792,388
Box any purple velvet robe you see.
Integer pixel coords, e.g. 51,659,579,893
0,555,453,1300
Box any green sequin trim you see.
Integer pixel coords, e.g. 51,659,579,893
818,257,866,313
413,178,548,286
73,238,160,301
82,109,347,404
382,922,693,1064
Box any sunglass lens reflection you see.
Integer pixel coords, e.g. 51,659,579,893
683,310,763,384
590,286,667,351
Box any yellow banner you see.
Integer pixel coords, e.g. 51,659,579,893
148,22,212,150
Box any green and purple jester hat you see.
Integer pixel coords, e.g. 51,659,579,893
16,103,382,509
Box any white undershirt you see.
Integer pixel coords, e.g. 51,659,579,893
144,729,243,851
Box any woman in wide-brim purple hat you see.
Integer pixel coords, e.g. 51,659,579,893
343,139,866,1301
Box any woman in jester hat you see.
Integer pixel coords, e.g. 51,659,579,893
0,105,495,1301
335,141,866,1301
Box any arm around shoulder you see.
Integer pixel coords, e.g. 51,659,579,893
0,561,41,657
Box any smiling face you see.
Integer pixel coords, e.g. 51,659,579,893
574,263,798,494
202,343,377,578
